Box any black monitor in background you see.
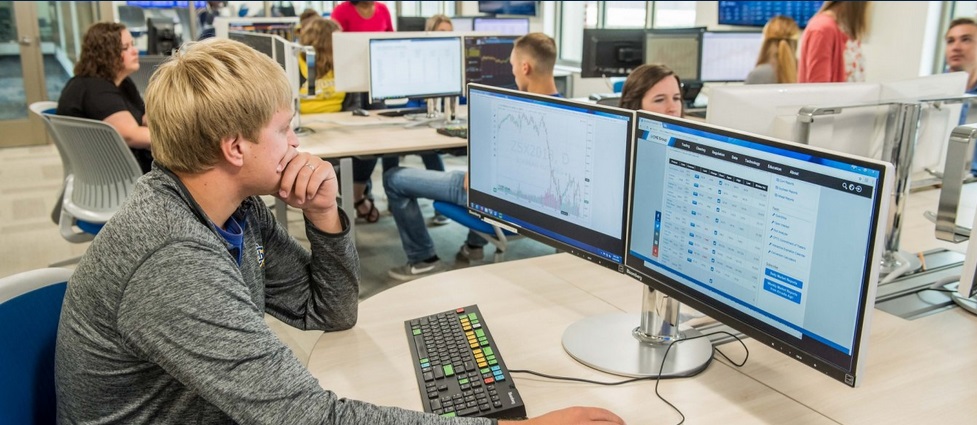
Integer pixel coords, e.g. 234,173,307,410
466,83,635,271
477,1,538,16
699,30,763,82
473,17,530,35
146,17,178,55
464,35,518,89
580,29,645,78
368,37,464,103
397,16,427,32
719,1,824,28
623,112,892,386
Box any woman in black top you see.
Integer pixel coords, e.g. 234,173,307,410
57,22,153,173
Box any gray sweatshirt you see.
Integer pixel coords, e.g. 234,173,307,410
55,166,491,425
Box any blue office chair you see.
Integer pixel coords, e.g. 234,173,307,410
433,201,520,262
0,267,73,425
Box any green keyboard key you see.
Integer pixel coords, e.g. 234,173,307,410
443,364,454,376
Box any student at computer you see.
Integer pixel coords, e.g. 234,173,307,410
746,15,800,84
618,64,683,117
944,17,977,173
54,34,624,425
298,18,346,114
57,22,153,174
382,33,561,280
798,1,871,83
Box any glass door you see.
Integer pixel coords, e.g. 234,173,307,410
0,2,97,148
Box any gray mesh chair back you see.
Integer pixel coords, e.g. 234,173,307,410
29,101,68,225
45,115,142,240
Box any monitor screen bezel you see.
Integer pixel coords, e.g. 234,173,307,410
367,36,465,103
466,83,636,271
698,30,764,83
624,110,891,387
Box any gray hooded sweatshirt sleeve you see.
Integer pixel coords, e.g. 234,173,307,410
55,167,493,425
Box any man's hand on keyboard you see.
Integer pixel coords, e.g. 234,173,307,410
502,406,625,425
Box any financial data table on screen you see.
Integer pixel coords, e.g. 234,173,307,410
368,37,463,101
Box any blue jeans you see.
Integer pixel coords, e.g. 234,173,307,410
383,167,487,263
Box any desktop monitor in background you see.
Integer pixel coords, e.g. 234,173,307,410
228,31,310,131
368,37,464,103
699,31,763,82
146,17,178,55
452,17,475,32
473,17,530,35
646,27,705,105
625,112,892,386
718,1,824,28
706,83,885,159
478,1,538,16
464,35,519,89
580,29,645,78
397,16,427,32
466,83,634,271
953,210,977,313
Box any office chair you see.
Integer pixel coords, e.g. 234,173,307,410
0,267,73,425
28,101,65,226
44,115,143,266
433,201,520,262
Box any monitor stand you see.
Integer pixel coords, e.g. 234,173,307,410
562,286,713,378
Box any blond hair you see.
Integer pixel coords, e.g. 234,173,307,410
425,14,452,31
145,38,292,173
299,18,342,77
756,16,800,83
513,32,557,75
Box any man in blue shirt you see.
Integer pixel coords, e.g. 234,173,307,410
384,33,562,280
945,17,977,173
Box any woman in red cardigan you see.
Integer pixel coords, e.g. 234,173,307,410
798,1,871,83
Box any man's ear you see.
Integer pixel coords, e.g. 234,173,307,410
520,59,531,76
221,135,245,167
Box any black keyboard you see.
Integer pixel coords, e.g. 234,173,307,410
405,305,526,420
437,126,468,139
378,107,428,117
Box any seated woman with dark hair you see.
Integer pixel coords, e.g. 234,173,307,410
618,64,684,118
57,22,153,173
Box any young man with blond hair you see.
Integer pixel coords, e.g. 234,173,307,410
55,36,621,425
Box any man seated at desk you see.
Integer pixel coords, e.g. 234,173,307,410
383,33,562,280
54,37,622,425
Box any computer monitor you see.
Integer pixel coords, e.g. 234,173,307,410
955,210,977,312
718,1,824,28
580,29,645,78
625,112,893,387
645,28,704,83
146,17,179,55
464,35,518,89
334,31,448,93
478,1,538,16
452,17,475,32
397,16,427,32
706,83,885,159
368,37,464,103
473,17,530,36
466,83,634,271
699,31,763,82
227,31,311,131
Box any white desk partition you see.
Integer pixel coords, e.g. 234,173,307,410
333,31,496,93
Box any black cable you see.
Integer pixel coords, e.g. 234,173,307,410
510,331,749,425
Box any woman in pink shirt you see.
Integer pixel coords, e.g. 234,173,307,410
330,1,393,32
798,1,871,83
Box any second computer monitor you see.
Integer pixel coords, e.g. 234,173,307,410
368,37,464,103
473,17,530,35
580,29,646,78
626,112,893,386
466,84,634,270
700,31,763,82
464,35,518,89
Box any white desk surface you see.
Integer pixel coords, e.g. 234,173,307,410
298,111,467,158
306,183,977,424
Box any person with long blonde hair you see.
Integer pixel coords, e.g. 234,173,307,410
799,1,871,82
746,16,800,84
298,18,346,114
